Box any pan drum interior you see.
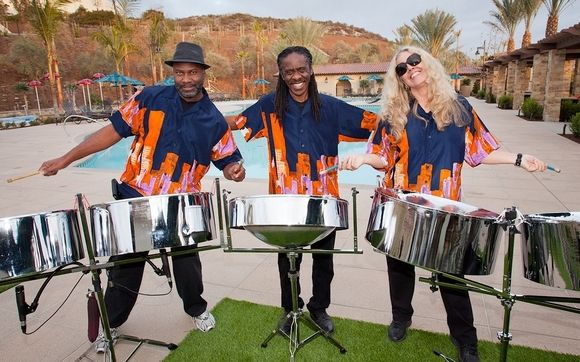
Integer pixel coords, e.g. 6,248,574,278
521,212,580,291
90,192,215,257
366,188,502,275
0,209,84,280
228,195,348,248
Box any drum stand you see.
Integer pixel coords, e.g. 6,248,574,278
75,194,177,362
418,207,580,362
260,249,347,361
218,185,362,361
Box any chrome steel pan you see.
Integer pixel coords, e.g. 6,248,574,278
228,195,348,248
366,188,502,275
0,209,84,280
521,212,580,291
90,192,215,257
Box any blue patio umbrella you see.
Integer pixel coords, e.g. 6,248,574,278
367,74,383,81
157,76,175,86
253,78,271,85
96,72,144,86
450,73,463,80
337,75,352,81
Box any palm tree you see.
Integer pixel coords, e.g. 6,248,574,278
519,0,542,47
252,20,267,94
408,9,457,58
542,0,576,37
93,23,132,101
392,25,416,46
27,0,70,111
144,10,169,83
271,17,328,65
485,0,522,53
235,35,252,99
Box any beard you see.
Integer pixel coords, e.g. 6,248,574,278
176,83,203,101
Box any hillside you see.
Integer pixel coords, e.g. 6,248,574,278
0,13,393,113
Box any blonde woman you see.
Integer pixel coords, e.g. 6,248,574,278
341,46,546,362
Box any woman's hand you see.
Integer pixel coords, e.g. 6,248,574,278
520,154,547,172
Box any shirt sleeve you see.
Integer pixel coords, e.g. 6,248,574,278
109,90,146,138
464,104,500,167
337,101,378,142
367,121,394,171
211,124,243,170
235,97,269,142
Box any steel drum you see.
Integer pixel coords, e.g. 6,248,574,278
521,212,580,291
90,192,215,257
0,209,84,280
366,188,502,275
228,195,349,248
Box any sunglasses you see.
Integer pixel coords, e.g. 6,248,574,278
395,53,422,77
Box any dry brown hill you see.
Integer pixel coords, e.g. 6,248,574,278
0,13,393,113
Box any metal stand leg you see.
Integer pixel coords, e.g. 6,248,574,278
260,250,346,361
75,194,177,361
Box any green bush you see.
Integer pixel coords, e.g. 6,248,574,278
521,98,544,121
461,78,471,86
569,112,580,137
476,90,486,99
471,80,480,96
560,100,580,122
497,95,513,109
485,92,496,104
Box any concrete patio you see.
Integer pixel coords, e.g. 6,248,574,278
0,98,578,361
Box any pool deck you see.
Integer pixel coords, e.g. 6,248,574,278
0,98,579,361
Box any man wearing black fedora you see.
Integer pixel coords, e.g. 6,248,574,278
40,42,246,353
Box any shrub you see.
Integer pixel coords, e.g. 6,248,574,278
521,98,544,121
476,90,486,99
485,92,496,104
461,78,471,86
560,100,580,122
570,112,580,137
497,95,513,109
471,80,480,96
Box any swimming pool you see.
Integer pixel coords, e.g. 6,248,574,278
76,101,383,186
0,115,38,126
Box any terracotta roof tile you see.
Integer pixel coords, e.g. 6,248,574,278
314,62,389,75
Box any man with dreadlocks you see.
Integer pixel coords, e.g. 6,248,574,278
229,46,378,334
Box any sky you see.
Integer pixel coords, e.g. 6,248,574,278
131,0,580,58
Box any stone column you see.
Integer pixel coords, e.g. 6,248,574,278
572,60,580,96
544,49,572,122
493,65,507,98
506,61,517,96
531,52,548,104
513,60,532,109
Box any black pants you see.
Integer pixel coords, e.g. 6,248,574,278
386,256,478,346
104,247,207,328
104,184,207,328
278,232,335,312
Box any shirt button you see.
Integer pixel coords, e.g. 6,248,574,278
301,144,305,148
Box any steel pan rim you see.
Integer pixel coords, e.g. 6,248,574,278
232,224,347,230
525,212,580,223
229,194,347,203
396,195,499,220
89,191,213,209
0,209,78,222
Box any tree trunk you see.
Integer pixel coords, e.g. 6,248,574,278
241,61,246,99
545,15,558,38
521,31,531,48
507,37,515,53
46,50,58,110
51,39,63,111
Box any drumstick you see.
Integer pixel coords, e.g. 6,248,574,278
6,171,41,183
320,165,338,175
547,165,561,173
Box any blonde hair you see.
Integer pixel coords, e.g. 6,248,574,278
378,46,467,140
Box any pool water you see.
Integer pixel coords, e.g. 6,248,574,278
0,115,38,125
76,102,383,186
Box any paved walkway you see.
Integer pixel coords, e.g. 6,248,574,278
0,98,579,361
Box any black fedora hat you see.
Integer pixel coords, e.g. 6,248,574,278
165,42,211,69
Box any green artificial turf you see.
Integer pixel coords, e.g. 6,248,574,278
165,298,578,362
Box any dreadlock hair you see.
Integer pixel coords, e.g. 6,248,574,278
275,46,322,122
